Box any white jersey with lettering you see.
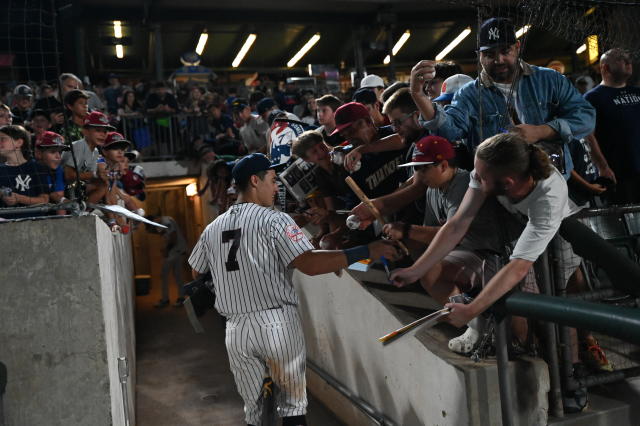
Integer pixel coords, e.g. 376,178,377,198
188,202,313,316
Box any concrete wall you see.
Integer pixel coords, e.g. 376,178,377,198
0,216,135,426
293,269,550,426
294,270,469,425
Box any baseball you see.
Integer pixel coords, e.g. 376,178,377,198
346,214,361,230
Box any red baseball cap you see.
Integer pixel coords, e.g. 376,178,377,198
103,132,132,150
330,102,370,136
83,111,116,130
35,131,69,150
398,135,455,168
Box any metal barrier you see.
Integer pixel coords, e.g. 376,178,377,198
119,114,210,161
493,204,640,423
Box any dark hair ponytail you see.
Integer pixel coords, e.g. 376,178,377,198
528,144,552,181
476,132,552,180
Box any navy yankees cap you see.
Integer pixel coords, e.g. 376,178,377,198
479,17,517,52
232,153,278,184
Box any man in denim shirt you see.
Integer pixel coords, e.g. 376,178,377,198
410,18,595,178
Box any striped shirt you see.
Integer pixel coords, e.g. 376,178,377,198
188,202,314,316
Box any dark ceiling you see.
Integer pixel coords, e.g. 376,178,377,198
65,0,583,80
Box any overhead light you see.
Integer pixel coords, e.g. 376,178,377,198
435,27,471,61
195,32,209,56
576,44,587,54
113,21,122,39
185,182,198,197
287,33,321,68
587,35,599,63
584,7,596,16
232,34,257,68
116,44,124,59
516,25,531,38
383,30,411,65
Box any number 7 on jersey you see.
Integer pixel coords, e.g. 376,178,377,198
222,228,242,271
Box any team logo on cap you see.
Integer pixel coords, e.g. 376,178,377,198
111,133,124,141
99,115,109,124
53,136,64,145
488,27,500,41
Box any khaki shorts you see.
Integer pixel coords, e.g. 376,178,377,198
444,248,538,294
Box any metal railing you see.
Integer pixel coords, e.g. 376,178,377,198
493,204,640,424
118,113,210,161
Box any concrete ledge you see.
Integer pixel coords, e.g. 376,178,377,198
293,268,550,426
0,216,135,426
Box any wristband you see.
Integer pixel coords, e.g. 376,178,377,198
343,245,370,265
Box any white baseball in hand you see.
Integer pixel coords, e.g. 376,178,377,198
346,215,361,230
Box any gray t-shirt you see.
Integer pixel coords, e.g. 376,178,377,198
469,166,581,261
424,169,523,253
61,138,99,173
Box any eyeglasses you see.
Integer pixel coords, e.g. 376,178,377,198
391,111,416,129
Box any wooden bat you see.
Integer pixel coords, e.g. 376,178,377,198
378,308,451,344
344,176,410,255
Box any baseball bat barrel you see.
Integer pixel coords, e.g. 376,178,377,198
344,176,410,255
378,308,450,344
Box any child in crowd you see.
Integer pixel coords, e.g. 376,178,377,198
34,131,69,205
0,125,49,218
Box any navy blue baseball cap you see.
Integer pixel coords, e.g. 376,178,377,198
232,153,278,184
256,97,277,115
479,18,517,52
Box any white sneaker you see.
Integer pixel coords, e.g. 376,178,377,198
448,327,481,354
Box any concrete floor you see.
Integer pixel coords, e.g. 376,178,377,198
135,283,343,426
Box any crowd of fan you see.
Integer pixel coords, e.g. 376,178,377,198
1,17,640,412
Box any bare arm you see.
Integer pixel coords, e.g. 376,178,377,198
344,134,404,171
391,187,486,286
3,192,49,206
410,60,438,121
445,258,533,327
350,177,426,228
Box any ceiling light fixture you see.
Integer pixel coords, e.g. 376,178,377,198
435,27,471,61
516,25,531,38
384,30,411,65
232,34,257,68
287,33,321,68
195,31,209,56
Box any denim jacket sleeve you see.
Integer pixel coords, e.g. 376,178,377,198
540,69,596,144
418,83,479,144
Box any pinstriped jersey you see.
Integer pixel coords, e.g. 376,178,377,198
188,202,314,316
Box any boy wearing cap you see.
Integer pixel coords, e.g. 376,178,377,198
61,111,114,203
34,131,70,204
333,102,407,199
352,135,524,353
120,150,146,201
360,74,385,103
353,88,387,127
188,153,400,426
410,17,594,172
0,125,50,218
63,89,90,143
11,84,34,126
432,74,474,106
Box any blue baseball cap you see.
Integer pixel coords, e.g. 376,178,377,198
232,153,278,184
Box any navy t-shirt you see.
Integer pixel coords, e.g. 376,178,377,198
0,160,50,218
349,126,409,199
584,85,640,177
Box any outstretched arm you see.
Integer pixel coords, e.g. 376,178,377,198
390,186,486,286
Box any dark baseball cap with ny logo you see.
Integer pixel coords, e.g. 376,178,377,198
478,17,517,52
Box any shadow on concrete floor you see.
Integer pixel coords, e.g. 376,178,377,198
135,283,343,426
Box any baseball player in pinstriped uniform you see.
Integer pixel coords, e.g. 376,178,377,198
189,153,399,426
